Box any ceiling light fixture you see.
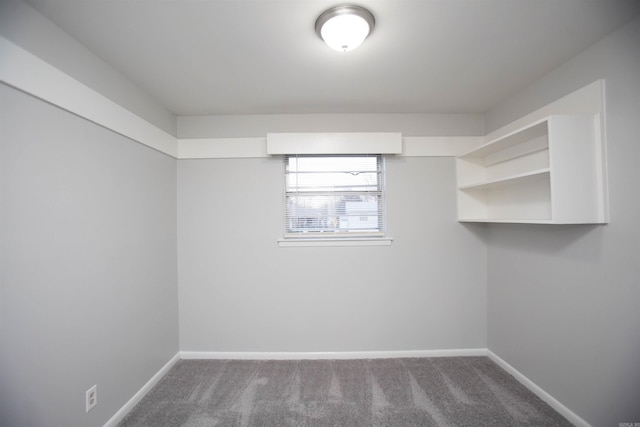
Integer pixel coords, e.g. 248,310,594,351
315,5,375,52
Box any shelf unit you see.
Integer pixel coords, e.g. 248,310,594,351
456,114,608,224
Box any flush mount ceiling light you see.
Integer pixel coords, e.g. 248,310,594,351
315,5,375,52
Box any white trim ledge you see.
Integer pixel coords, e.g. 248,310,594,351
0,36,178,157
180,348,487,360
0,37,483,161
103,352,181,427
487,350,591,427
277,237,393,247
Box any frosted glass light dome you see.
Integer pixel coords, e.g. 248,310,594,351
315,5,375,52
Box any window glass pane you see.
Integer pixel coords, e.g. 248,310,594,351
286,172,379,192
286,194,381,233
284,155,385,237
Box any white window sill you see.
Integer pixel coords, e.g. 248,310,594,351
277,237,393,247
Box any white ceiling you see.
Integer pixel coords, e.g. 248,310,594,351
24,0,640,116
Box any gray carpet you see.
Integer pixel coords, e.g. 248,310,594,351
118,357,573,426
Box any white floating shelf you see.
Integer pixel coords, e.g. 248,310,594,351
458,169,550,191
456,114,608,224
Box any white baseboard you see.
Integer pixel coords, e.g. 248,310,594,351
486,350,591,427
103,352,181,427
180,348,488,360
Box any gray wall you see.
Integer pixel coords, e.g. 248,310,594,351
178,113,484,138
485,16,640,426
178,154,487,352
0,84,179,426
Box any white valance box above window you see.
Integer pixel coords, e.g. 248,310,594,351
266,132,403,155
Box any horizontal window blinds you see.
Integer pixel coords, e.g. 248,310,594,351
284,155,385,238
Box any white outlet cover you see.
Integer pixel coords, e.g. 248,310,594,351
86,385,97,412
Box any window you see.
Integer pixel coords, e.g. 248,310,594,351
283,155,386,239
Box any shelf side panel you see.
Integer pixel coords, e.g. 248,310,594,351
548,115,607,223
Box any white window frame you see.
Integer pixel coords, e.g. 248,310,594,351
278,154,392,247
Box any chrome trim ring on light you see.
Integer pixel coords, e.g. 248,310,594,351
315,5,376,40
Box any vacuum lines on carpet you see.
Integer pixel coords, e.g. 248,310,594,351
118,356,572,426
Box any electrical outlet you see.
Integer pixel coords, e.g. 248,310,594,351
86,385,97,412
